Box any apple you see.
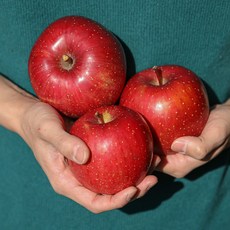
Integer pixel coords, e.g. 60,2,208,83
120,65,209,155
68,105,153,195
28,16,126,117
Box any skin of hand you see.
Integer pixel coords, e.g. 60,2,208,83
156,99,230,178
0,76,159,213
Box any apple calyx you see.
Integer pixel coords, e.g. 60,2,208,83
152,66,167,86
61,54,75,71
95,111,113,124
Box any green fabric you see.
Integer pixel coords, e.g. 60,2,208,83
0,0,230,229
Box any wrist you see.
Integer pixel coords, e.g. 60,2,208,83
0,76,39,134
12,95,40,136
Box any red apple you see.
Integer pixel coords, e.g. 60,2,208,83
120,65,209,155
68,105,153,195
28,16,126,117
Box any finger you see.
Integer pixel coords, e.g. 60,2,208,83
69,186,138,213
53,168,157,212
134,175,158,199
171,136,223,161
39,120,90,164
148,154,161,174
152,155,162,167
52,167,138,213
155,153,204,178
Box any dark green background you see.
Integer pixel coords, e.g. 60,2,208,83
1,0,230,229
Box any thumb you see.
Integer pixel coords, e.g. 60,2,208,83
171,107,230,160
171,136,210,160
40,122,90,164
55,131,90,164
171,128,227,160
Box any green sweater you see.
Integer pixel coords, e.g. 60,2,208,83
0,0,230,229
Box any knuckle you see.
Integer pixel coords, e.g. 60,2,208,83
56,135,72,156
194,145,207,160
215,124,228,143
56,134,67,146
52,185,61,195
50,181,63,195
172,171,187,178
170,165,193,178
86,203,103,214
90,209,102,214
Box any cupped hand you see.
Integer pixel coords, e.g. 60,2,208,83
19,101,159,213
156,99,230,178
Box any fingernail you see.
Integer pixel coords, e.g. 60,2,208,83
171,139,188,154
73,145,87,164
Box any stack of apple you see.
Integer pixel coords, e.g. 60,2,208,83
28,16,209,194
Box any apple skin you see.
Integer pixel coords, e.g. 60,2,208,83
28,16,126,117
120,65,209,155
68,105,153,195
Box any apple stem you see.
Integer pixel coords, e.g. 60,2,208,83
95,112,105,124
152,66,163,86
62,54,73,64
61,54,74,71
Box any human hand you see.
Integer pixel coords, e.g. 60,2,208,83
19,101,159,213
156,99,230,178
